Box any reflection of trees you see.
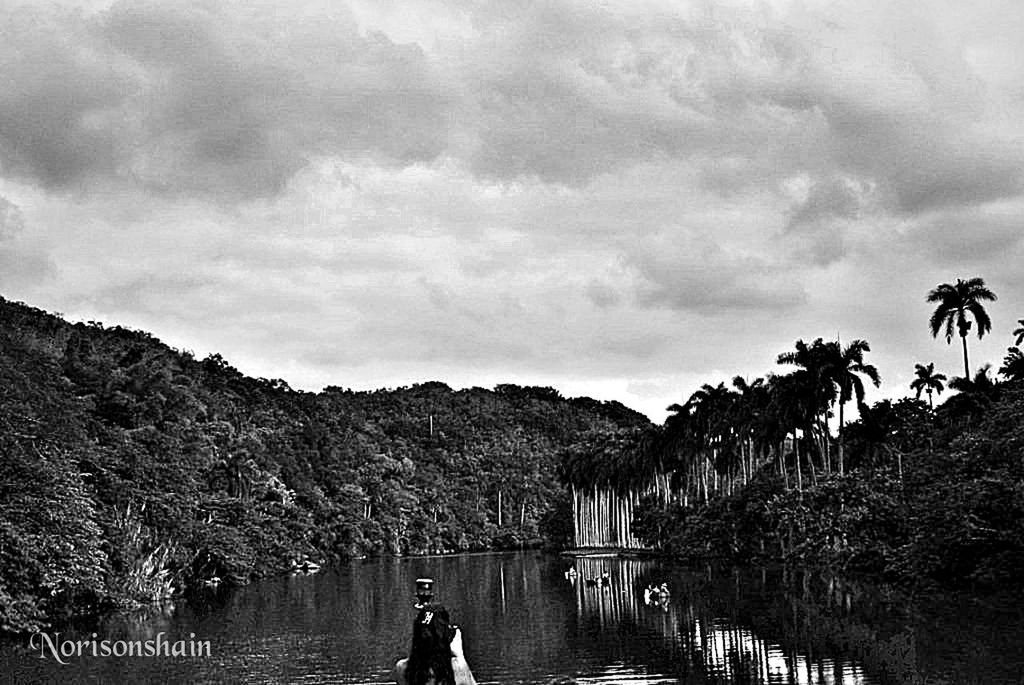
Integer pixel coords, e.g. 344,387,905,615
35,552,1018,685
569,557,901,684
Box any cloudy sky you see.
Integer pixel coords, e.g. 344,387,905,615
2,0,1022,421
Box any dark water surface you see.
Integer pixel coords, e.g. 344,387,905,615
4,552,1024,684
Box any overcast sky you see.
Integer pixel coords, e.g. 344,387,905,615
2,0,1023,422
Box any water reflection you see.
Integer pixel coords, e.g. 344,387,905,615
568,556,878,685
3,552,1023,684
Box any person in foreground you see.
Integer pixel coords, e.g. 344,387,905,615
393,579,477,685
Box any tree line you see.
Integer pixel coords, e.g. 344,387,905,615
578,276,1024,589
3,274,1022,632
0,296,647,632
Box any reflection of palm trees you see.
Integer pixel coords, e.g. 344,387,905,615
568,558,887,685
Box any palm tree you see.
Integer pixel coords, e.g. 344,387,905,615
768,372,815,492
843,400,899,478
910,362,947,409
926,277,998,378
732,376,770,485
941,364,1001,427
829,339,881,476
1012,319,1024,346
999,347,1024,382
777,339,837,472
758,374,794,489
682,382,738,501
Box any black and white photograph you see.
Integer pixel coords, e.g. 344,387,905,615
2,0,1023,682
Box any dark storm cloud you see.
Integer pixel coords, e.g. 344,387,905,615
457,3,797,186
4,0,1021,216
782,175,865,266
0,1,451,198
0,8,130,189
908,209,1024,266
821,99,1024,214
625,240,807,314
3,0,1024,421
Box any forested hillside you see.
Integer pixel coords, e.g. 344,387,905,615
0,296,649,632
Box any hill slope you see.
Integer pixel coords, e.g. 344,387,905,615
0,296,649,632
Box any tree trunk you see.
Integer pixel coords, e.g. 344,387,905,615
807,434,818,488
571,485,578,547
701,454,709,503
780,440,789,491
794,432,803,492
823,413,831,474
838,399,845,476
961,333,970,378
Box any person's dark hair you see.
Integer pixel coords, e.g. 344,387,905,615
406,603,456,685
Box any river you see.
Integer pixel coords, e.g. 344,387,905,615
3,552,1023,684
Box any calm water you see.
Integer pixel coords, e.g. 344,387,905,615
4,552,1024,684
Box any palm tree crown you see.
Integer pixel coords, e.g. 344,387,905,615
1014,319,1024,347
832,339,881,408
910,362,947,409
827,339,880,475
944,365,1001,424
1000,347,1024,382
926,277,997,377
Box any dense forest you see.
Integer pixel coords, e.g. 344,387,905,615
4,276,1023,634
567,278,1024,593
0,295,648,633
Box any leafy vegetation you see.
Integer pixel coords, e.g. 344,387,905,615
0,296,647,632
594,277,1024,591
3,273,1022,631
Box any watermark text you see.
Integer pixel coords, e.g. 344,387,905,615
30,632,211,664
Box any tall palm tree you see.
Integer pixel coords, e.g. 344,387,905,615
926,277,997,378
768,372,814,492
777,339,837,472
759,374,794,489
1014,319,1024,346
732,376,769,485
682,382,738,501
663,397,713,506
829,339,881,476
910,362,947,409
